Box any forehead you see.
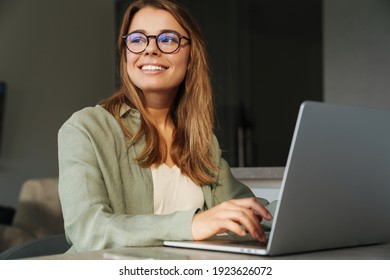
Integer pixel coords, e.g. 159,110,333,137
129,7,187,36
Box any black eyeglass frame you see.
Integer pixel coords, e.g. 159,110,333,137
122,31,191,54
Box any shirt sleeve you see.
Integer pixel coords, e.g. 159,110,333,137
58,119,196,252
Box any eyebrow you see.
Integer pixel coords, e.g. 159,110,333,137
128,29,182,34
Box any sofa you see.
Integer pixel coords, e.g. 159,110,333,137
0,178,64,252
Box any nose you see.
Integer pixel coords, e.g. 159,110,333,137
143,36,161,56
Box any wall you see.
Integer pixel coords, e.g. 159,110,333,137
177,0,323,167
0,0,116,207
324,0,390,108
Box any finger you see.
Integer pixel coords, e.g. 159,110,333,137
231,198,273,220
239,211,266,242
221,208,265,242
254,212,263,222
218,203,262,233
236,208,263,235
220,219,246,237
224,199,270,242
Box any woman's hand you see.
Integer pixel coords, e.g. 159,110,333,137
191,197,273,243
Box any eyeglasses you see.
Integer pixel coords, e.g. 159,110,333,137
122,31,191,54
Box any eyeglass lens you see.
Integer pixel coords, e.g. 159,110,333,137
125,32,181,54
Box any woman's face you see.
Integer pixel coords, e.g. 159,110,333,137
126,7,190,99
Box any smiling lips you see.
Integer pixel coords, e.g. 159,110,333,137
141,64,168,71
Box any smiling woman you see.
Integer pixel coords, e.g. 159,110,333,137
57,0,274,253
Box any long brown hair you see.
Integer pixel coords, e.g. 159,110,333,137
101,0,218,185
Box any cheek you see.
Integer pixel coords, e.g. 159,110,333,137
125,52,137,78
174,52,190,79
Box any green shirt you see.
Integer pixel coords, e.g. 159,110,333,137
58,105,273,253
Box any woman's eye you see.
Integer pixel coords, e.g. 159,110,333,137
159,34,178,44
129,35,147,44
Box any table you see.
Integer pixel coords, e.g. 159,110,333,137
31,243,390,260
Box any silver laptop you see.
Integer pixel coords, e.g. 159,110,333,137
164,101,390,256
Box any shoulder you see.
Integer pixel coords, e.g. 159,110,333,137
58,105,125,144
62,105,114,129
58,104,141,144
210,134,222,158
58,105,129,159
60,105,134,135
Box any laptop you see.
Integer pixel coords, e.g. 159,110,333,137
164,101,390,256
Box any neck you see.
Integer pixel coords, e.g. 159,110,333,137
147,107,172,129
143,89,177,167
143,90,176,129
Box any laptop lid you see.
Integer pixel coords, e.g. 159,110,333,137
268,101,390,255
164,101,390,256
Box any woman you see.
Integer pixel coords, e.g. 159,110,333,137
58,0,273,253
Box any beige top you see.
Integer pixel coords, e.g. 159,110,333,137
152,164,204,215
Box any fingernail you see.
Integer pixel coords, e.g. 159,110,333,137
267,213,273,220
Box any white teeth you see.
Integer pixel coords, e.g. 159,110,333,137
141,65,167,71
